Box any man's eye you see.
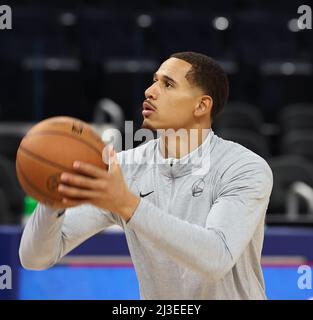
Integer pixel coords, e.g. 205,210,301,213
165,82,172,88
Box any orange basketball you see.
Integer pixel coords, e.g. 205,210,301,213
16,116,107,209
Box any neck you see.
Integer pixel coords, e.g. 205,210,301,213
160,128,211,159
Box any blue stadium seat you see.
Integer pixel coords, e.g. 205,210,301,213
214,102,264,132
280,104,313,131
268,155,313,218
281,130,313,161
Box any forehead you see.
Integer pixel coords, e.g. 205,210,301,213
156,58,192,83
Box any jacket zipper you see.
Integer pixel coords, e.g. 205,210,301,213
168,159,175,214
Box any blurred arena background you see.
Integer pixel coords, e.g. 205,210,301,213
0,0,313,300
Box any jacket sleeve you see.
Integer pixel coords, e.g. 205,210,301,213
126,158,273,283
19,203,118,270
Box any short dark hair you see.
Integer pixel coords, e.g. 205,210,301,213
170,52,229,122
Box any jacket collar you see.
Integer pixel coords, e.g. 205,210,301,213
155,129,216,178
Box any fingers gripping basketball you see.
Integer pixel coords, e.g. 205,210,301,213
16,116,107,209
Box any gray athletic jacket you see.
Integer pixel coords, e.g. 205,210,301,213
19,130,273,299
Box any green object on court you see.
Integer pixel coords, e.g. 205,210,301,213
24,196,38,216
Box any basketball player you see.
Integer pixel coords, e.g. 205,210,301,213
19,52,273,299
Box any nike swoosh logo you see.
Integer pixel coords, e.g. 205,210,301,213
140,191,154,198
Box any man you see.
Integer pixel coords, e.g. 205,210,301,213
19,52,273,299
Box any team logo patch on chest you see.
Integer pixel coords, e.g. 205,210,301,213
191,178,205,197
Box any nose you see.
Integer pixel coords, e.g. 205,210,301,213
145,82,158,100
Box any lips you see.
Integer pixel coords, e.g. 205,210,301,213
142,101,156,117
143,101,156,111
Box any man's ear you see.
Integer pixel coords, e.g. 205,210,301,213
194,95,213,117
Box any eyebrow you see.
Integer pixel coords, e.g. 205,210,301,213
153,73,178,85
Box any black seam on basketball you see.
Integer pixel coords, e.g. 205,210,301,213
19,146,74,172
16,159,60,202
24,131,103,156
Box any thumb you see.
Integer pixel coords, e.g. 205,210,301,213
109,147,119,171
